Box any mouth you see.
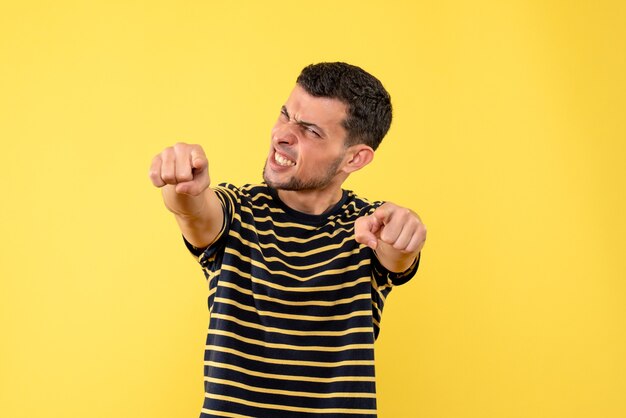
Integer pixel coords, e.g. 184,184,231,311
273,150,296,167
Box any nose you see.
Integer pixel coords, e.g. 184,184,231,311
272,122,298,146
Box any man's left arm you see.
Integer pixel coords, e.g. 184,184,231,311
355,202,427,273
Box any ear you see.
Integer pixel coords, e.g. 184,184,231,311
341,144,375,174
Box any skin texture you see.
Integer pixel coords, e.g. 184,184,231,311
149,85,426,272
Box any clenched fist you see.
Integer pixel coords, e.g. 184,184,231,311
355,202,426,271
149,142,224,248
149,142,210,196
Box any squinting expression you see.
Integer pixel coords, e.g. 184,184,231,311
263,85,349,191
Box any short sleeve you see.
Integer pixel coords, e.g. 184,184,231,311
183,183,239,269
371,252,421,288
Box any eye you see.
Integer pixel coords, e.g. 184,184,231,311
280,108,289,120
305,127,321,137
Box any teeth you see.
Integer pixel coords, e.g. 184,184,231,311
275,152,295,166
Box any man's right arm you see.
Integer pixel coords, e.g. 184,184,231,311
149,142,224,249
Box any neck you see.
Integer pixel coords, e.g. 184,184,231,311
277,186,345,215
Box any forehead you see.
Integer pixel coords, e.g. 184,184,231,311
285,85,347,132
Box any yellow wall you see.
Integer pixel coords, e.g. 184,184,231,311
1,1,625,417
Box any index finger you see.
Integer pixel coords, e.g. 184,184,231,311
354,214,382,249
372,203,393,224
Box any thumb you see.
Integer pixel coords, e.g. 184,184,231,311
176,159,210,196
355,214,382,250
191,152,208,173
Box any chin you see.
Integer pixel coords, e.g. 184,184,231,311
262,164,277,187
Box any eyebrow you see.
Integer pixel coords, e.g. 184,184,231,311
282,106,326,138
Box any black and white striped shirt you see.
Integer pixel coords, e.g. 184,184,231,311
186,183,419,418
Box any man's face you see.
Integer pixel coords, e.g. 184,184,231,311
263,85,349,191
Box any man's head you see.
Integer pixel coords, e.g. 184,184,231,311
296,62,392,151
263,62,391,194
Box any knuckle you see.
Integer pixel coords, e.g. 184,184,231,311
393,243,406,251
161,172,176,183
177,172,193,182
148,168,160,180
400,208,412,219
160,147,174,161
173,142,191,155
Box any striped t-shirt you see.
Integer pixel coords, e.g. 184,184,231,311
186,183,419,418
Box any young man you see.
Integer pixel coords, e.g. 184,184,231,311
149,62,427,418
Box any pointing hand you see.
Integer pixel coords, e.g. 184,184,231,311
355,202,426,257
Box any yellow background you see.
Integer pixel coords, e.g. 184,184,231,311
1,1,625,417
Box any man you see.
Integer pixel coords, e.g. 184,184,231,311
149,62,426,418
